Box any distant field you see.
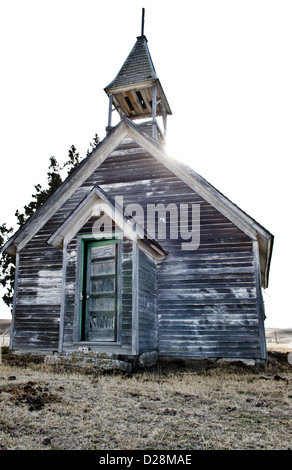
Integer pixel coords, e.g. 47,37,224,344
266,328,292,352
0,320,11,347
0,320,11,334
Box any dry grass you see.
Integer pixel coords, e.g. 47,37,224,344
0,348,292,450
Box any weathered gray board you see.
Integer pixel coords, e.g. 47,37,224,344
12,137,266,359
138,248,158,353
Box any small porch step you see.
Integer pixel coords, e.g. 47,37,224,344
44,350,132,372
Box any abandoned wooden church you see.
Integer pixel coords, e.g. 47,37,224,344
3,17,273,364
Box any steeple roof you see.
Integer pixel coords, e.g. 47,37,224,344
105,35,158,90
104,35,171,123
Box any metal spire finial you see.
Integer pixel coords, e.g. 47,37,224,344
141,8,145,36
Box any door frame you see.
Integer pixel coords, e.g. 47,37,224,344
74,233,123,346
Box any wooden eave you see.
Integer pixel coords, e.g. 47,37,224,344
2,117,273,287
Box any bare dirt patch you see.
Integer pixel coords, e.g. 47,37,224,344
1,380,62,411
0,348,291,450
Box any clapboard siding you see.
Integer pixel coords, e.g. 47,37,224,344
88,139,263,359
11,189,88,350
12,137,266,359
121,240,133,344
157,240,261,358
12,223,63,349
138,249,157,353
62,238,77,347
12,189,97,350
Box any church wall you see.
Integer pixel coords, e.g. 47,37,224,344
138,247,158,354
85,138,266,360
11,136,266,360
11,191,86,350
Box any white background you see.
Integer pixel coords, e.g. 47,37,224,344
0,1,291,327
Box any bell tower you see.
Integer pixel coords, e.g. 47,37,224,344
104,8,172,140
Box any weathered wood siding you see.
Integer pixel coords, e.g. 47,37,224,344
157,243,261,358
138,248,158,353
13,233,63,350
86,138,265,360
63,237,77,348
12,136,266,359
120,239,133,349
12,189,88,350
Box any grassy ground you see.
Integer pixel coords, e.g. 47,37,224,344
0,348,292,450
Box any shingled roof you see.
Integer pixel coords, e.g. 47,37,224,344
104,35,172,121
104,35,158,90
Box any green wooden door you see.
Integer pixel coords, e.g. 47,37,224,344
84,240,118,342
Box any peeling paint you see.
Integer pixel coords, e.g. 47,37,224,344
22,269,63,305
